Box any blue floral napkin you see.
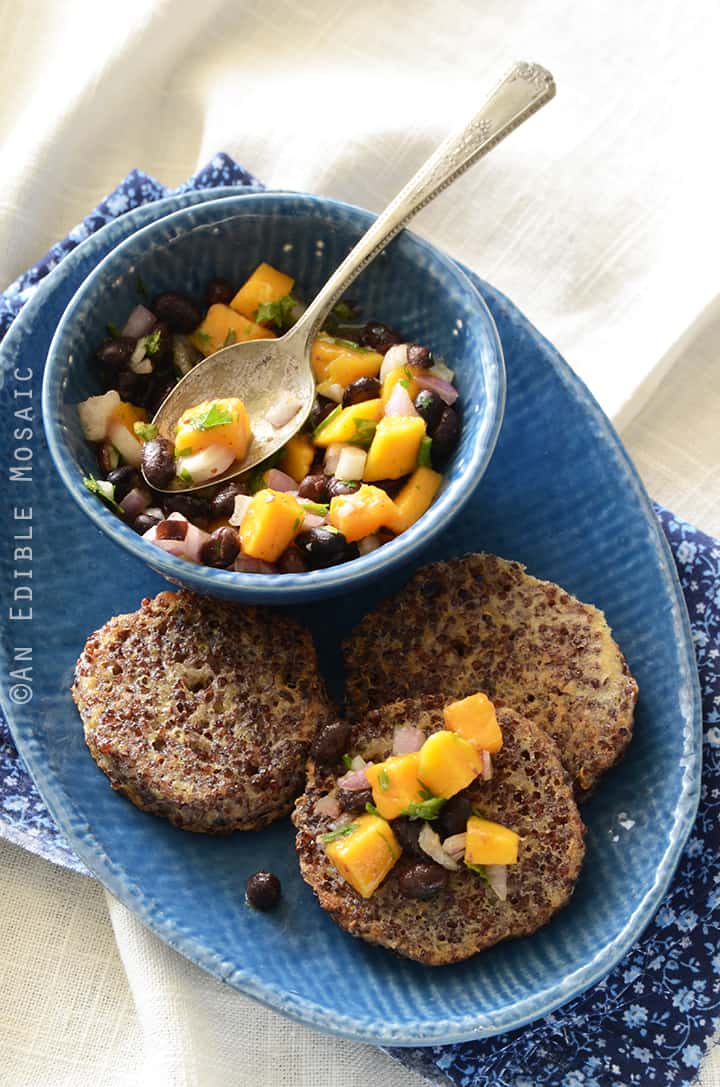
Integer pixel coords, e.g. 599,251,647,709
1,160,718,1087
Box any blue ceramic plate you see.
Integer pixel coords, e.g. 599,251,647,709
0,188,702,1046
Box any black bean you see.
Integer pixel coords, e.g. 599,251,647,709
297,474,328,503
156,518,187,541
95,337,136,375
360,321,403,354
309,396,336,431
134,512,162,534
414,389,444,433
325,477,360,500
211,481,248,519
107,465,141,502
430,406,460,466
436,794,472,840
163,492,212,528
141,438,176,488
200,527,240,568
391,817,425,858
233,555,278,574
245,871,281,911
295,526,349,568
342,376,381,408
148,320,173,369
144,376,177,416
114,370,146,402
153,291,203,334
96,443,120,475
406,344,433,368
310,720,351,765
398,862,449,900
337,786,372,814
205,277,235,308
371,477,406,499
276,548,308,574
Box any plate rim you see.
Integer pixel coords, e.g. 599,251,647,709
0,185,703,1046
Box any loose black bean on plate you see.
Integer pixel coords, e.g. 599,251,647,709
430,405,460,467
360,321,403,354
205,277,235,308
297,474,328,503
141,438,176,489
391,817,425,858
398,862,449,900
436,793,471,840
342,376,381,408
310,720,351,765
245,871,282,911
153,291,203,334
200,527,240,568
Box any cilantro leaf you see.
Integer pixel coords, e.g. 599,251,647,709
196,330,212,343
418,435,433,468
106,321,121,338
134,421,159,442
142,328,162,356
312,404,341,437
223,328,238,347
350,417,377,448
179,468,193,484
188,403,234,431
465,860,490,883
298,500,330,516
378,768,390,792
255,294,297,330
342,753,353,770
401,796,446,821
321,823,356,843
365,802,381,818
82,474,122,514
333,301,357,321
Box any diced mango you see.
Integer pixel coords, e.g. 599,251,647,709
390,466,443,532
417,730,483,799
230,262,294,322
310,334,381,385
363,416,427,481
313,399,384,448
174,397,252,460
465,816,519,866
190,304,275,357
239,489,303,562
111,400,147,437
380,364,424,405
325,813,401,898
366,752,425,820
279,432,315,482
444,693,503,753
328,485,399,543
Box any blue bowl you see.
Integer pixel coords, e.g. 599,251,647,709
42,193,505,603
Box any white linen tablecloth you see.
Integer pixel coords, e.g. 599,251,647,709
1,1,719,1083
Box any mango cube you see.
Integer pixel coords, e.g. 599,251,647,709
465,816,519,866
363,416,427,481
279,432,315,482
390,466,442,533
239,489,303,562
311,335,381,386
444,693,503,753
230,262,294,322
365,753,424,820
190,304,275,357
328,485,399,543
380,364,424,405
174,397,252,461
111,400,147,437
417,730,483,799
325,813,401,898
313,399,384,448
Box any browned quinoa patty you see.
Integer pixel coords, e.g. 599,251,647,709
293,698,586,965
343,553,638,797
72,590,333,833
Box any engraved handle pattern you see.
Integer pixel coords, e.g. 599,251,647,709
291,61,555,346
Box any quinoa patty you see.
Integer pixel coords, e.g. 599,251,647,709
72,590,332,833
293,698,586,965
343,553,638,797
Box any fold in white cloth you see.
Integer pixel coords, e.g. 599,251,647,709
2,1,720,1085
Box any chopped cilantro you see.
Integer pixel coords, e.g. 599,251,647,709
179,468,193,484
418,781,434,801
82,474,122,514
365,802,381,818
465,860,490,883
350,417,377,448
333,301,357,321
332,335,373,352
342,753,353,770
298,500,329,516
143,328,162,356
255,294,297,330
188,403,234,431
378,768,390,792
106,321,121,338
223,328,238,347
136,275,148,300
418,435,432,468
313,404,341,437
321,823,356,843
399,378,410,390
402,796,446,821
134,421,159,442
176,446,192,457
195,330,212,344
293,516,301,531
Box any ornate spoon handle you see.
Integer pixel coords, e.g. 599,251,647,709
292,61,556,344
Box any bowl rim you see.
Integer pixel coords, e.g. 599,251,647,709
41,191,506,601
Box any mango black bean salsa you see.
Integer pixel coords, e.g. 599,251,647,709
77,262,461,573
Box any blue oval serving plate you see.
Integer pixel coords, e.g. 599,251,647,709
0,187,702,1046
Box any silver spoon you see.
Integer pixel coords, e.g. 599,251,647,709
147,61,555,493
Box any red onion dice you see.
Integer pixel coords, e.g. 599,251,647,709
392,725,425,755
414,373,458,405
265,468,300,493
121,304,157,340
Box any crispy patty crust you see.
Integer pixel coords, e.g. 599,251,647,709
293,698,585,965
343,553,638,796
73,590,332,833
